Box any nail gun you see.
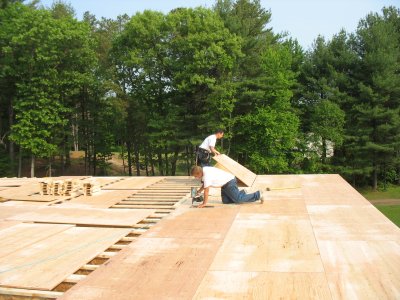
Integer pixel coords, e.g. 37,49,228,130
191,187,203,205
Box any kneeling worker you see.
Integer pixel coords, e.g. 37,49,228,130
191,165,264,208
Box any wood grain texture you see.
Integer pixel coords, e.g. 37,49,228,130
0,227,130,290
102,177,164,190
7,206,155,227
0,223,73,258
58,190,137,208
193,271,331,299
213,154,257,187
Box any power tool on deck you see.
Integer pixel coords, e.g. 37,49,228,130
191,187,204,205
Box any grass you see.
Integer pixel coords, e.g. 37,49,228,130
375,205,400,228
358,184,400,200
358,184,400,228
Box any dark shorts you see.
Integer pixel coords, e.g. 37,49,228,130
197,148,210,166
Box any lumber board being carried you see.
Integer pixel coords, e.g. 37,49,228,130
0,226,130,290
7,206,155,227
212,154,256,187
0,223,73,258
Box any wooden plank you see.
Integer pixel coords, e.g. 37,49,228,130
1,194,74,202
212,154,257,187
0,287,62,298
0,223,73,258
102,177,164,190
7,206,155,227
59,190,137,208
0,226,130,290
112,204,175,210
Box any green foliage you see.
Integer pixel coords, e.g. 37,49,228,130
233,44,299,173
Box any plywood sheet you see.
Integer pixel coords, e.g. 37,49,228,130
0,178,38,187
307,204,390,226
213,154,256,187
193,271,331,299
59,190,137,208
209,214,324,272
7,206,155,227
301,174,368,205
239,199,308,215
59,237,223,300
0,182,41,200
0,223,73,258
0,220,21,230
144,206,239,239
102,177,164,190
0,204,41,220
318,240,400,299
0,226,130,290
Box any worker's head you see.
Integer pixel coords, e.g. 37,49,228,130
215,129,224,139
191,166,203,179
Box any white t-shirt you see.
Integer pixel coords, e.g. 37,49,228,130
202,167,234,188
199,134,217,152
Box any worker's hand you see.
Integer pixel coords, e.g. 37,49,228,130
214,151,220,155
197,202,206,208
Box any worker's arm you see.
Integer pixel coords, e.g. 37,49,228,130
197,183,204,195
198,187,209,208
209,146,220,155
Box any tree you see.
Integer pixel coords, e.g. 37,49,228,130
347,7,400,188
233,44,299,173
1,3,97,176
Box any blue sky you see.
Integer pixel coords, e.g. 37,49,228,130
39,0,399,49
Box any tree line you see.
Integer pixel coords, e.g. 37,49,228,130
0,0,399,189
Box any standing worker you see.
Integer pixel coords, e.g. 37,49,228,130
191,165,264,208
196,129,224,167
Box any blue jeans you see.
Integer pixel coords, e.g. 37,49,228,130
221,178,260,204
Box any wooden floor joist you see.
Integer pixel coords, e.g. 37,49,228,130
0,287,63,299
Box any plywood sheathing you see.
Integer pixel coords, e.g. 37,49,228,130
60,174,400,300
58,190,137,209
0,223,74,258
0,204,42,220
58,207,240,300
0,226,130,290
213,154,257,187
102,177,165,190
7,206,155,227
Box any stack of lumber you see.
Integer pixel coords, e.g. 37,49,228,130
39,179,81,197
39,180,52,195
62,179,81,196
82,179,101,196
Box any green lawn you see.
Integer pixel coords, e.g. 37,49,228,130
359,185,400,200
375,205,400,228
358,185,400,228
